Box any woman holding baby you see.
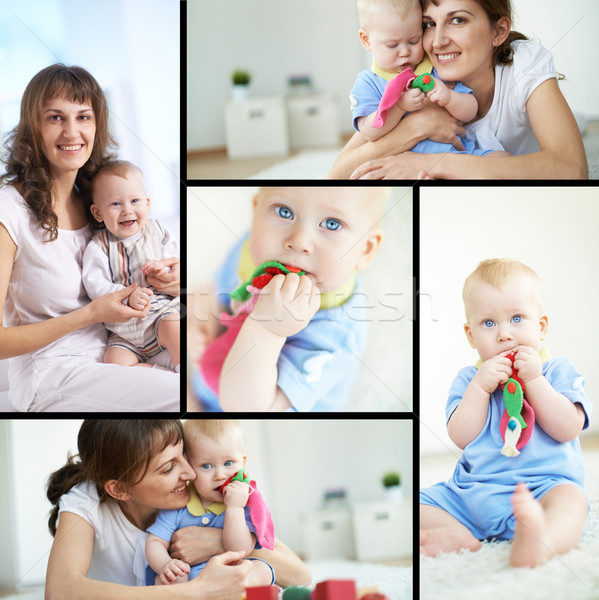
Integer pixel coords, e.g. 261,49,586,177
0,64,179,410
330,0,587,179
45,420,310,600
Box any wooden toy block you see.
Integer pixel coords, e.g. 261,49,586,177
282,586,311,599
311,579,357,600
245,585,280,600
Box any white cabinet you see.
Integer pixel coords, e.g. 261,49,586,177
286,94,341,150
301,507,356,561
301,499,412,562
224,96,289,159
351,500,412,561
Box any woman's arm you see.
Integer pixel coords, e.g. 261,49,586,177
327,103,467,179
46,512,250,600
169,528,311,588
0,225,149,360
352,79,588,180
250,537,312,588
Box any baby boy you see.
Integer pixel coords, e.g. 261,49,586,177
190,186,387,412
420,259,591,567
82,160,180,371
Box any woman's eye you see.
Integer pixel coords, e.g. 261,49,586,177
483,320,495,328
275,206,293,220
423,21,434,30
321,218,341,231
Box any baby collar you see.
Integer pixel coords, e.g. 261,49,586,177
186,484,226,516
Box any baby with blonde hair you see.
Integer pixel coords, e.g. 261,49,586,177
421,258,591,567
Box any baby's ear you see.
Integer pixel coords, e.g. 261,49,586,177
359,29,372,51
90,203,103,223
463,322,477,349
356,226,384,271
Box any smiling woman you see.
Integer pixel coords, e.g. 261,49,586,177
0,64,179,410
329,0,587,179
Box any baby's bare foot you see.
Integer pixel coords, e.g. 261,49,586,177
420,527,481,557
510,482,549,567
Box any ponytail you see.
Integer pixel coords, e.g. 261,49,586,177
46,455,93,537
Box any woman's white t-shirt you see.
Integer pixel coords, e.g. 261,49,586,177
0,186,107,402
466,40,557,155
58,481,148,586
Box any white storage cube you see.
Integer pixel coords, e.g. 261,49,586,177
286,94,341,150
301,507,355,561
224,96,289,159
351,500,412,561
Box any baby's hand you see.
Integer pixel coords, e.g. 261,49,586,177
474,352,513,395
250,273,320,338
159,558,190,585
398,87,424,112
513,346,543,383
222,480,250,508
142,260,168,278
425,78,451,107
128,286,153,310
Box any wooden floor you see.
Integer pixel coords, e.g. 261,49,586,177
187,148,295,180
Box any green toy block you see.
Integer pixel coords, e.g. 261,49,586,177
412,72,435,93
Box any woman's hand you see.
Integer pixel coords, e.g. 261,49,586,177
169,525,225,565
143,257,180,296
190,551,252,600
89,284,150,323
350,152,436,180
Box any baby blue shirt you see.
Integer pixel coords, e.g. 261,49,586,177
420,356,592,540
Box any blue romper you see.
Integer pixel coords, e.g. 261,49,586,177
350,68,496,156
420,356,591,540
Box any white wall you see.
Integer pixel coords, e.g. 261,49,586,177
1,418,412,588
186,0,599,151
419,187,599,456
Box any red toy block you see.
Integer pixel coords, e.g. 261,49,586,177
311,579,357,600
245,585,280,600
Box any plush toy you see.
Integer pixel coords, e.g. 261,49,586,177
199,261,305,395
372,69,435,128
217,468,275,551
500,351,535,457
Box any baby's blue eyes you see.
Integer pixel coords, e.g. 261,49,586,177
321,218,341,231
483,320,495,328
224,460,233,467
275,206,293,219
512,316,522,324
482,316,523,328
201,461,234,469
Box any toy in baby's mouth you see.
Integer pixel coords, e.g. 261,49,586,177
500,351,535,457
200,261,306,394
372,68,435,128
220,468,275,550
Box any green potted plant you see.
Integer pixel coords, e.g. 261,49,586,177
381,471,402,501
231,69,251,102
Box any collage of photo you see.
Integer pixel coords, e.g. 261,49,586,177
0,1,598,600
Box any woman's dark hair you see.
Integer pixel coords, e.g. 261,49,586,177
46,420,183,537
421,0,528,65
1,64,117,241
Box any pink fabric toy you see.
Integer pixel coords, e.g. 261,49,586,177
372,67,416,128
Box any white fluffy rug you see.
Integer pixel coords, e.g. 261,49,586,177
306,559,412,600
420,442,599,600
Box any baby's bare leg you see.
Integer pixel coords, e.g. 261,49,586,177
104,347,142,366
420,504,481,556
244,559,274,588
158,315,180,369
510,482,587,568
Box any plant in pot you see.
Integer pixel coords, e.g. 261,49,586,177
231,69,251,102
381,471,402,501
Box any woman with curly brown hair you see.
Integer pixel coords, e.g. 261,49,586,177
0,64,178,410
